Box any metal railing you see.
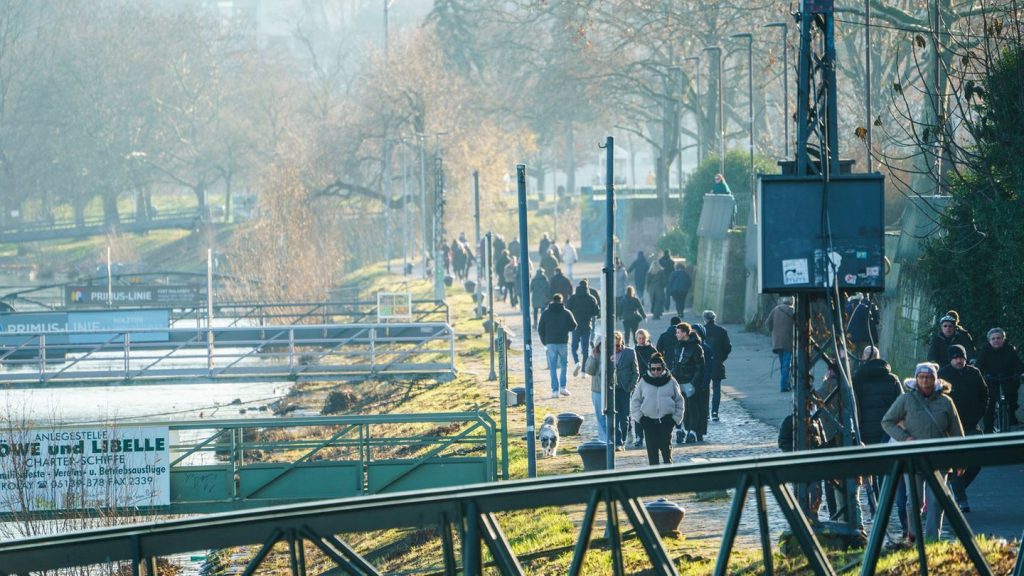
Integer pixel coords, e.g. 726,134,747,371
0,413,496,521
169,299,450,328
0,209,200,243
1,433,1021,575
0,322,456,386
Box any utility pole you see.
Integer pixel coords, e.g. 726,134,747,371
433,134,447,301
418,134,428,279
487,232,497,382
702,46,725,174
765,22,789,159
402,137,410,274
473,170,481,289
730,33,755,216
516,165,537,478
600,136,616,470
683,56,701,168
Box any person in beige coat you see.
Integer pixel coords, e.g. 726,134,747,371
630,353,684,465
881,362,964,542
765,296,796,392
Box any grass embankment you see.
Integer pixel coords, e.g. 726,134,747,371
207,263,1020,575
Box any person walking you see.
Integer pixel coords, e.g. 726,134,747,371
852,345,904,526
583,338,608,443
494,249,510,301
691,324,714,441
646,261,666,320
939,344,988,511
672,322,705,444
882,363,965,542
766,296,796,392
562,238,578,281
633,329,658,448
701,310,732,422
503,256,520,308
612,331,639,450
540,249,558,280
529,269,550,328
566,282,599,375
538,294,577,398
614,258,628,318
656,316,681,372
620,286,646,346
927,314,977,367
630,353,684,465
667,263,691,318
975,327,1024,432
549,267,573,303
627,251,649,299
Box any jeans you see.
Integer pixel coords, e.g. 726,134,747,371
591,392,607,443
711,378,723,416
948,429,982,503
777,349,793,391
639,415,674,464
907,473,947,541
545,344,568,392
614,388,631,446
571,327,591,366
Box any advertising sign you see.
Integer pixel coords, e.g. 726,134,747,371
0,310,170,346
66,285,206,307
377,292,413,321
0,425,171,512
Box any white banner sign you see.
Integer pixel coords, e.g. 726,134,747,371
0,425,171,512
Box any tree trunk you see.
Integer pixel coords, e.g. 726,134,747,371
102,193,121,228
565,123,576,198
224,172,233,223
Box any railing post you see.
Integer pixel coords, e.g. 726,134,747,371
288,329,296,369
38,334,46,380
124,332,131,379
370,328,376,372
449,325,456,373
206,327,215,377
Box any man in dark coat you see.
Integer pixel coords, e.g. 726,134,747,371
627,251,649,299
672,322,705,444
975,327,1023,432
538,294,577,398
612,331,639,450
667,263,691,317
549,267,573,303
656,316,681,371
529,269,550,328
939,344,989,511
852,346,903,445
540,249,558,280
927,314,976,367
566,282,599,372
691,324,715,440
701,310,732,422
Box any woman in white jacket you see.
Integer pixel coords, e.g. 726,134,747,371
630,353,685,464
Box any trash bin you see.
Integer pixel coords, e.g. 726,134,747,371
577,440,608,471
557,412,583,436
510,387,526,405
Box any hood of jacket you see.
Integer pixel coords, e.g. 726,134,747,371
546,302,566,313
855,359,893,381
903,377,951,395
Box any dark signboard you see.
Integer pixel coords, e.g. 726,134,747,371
758,174,885,293
65,285,206,308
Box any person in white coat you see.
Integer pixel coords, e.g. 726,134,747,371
562,239,578,281
630,353,684,465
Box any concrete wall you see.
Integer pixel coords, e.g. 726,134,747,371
693,231,747,324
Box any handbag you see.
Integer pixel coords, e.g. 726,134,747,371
681,382,696,398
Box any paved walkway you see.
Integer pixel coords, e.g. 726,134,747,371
491,257,1022,542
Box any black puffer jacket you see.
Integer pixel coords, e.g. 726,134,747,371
702,320,732,380
927,329,976,366
537,302,577,345
672,334,705,388
975,342,1024,391
656,326,680,370
852,359,903,444
939,363,989,432
566,287,599,327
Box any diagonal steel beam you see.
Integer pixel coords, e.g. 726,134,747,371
767,475,836,576
318,531,382,576
568,489,602,576
439,513,457,576
615,490,679,576
713,474,751,576
479,513,524,575
905,463,928,575
605,492,625,576
860,461,902,576
299,526,366,575
754,482,774,575
920,464,993,576
242,528,283,576
1014,529,1024,576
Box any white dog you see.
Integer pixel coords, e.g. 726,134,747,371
539,414,560,457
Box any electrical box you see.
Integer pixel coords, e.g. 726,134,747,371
758,174,885,293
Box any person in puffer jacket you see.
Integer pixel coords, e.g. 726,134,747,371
630,353,684,465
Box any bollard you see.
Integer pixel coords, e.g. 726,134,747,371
644,498,686,537
556,412,583,436
577,440,608,471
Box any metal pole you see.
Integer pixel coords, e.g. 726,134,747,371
106,244,113,308
864,0,872,171
730,33,755,215
601,136,616,469
402,138,410,274
703,46,724,173
683,56,701,170
384,140,392,273
418,134,428,279
473,170,481,288
207,248,215,373
765,23,790,159
516,164,537,478
487,232,497,382
433,135,446,301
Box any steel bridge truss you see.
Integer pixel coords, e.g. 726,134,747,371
2,433,1022,576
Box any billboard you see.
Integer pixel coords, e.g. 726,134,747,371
0,425,170,512
65,285,206,307
0,309,170,346
758,174,885,293
377,292,413,321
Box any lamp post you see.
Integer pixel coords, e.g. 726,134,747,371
682,56,701,167
417,133,428,279
764,22,789,160
730,33,754,212
864,0,872,171
702,46,724,175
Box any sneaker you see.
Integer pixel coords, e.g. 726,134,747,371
573,363,581,377
551,391,559,399
615,444,625,452
674,429,686,445
559,387,571,397
712,413,719,422
633,439,643,448
685,431,697,444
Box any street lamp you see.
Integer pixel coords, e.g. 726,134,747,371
764,22,789,160
682,56,701,167
702,46,724,175
729,33,754,216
